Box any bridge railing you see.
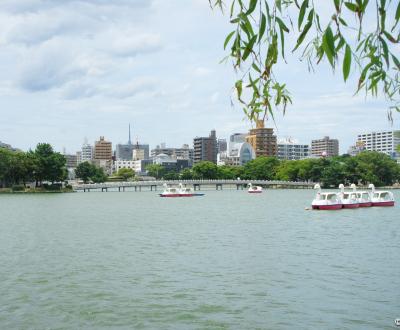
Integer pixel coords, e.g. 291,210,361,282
73,179,314,190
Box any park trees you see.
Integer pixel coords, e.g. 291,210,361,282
192,161,219,179
242,156,280,179
146,164,166,179
75,161,108,183
210,0,400,121
116,168,135,181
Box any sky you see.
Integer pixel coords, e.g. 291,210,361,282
0,0,398,154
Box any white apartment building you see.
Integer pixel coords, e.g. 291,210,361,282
357,130,400,158
114,160,136,172
278,139,309,160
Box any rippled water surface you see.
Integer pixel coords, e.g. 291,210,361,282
0,189,399,329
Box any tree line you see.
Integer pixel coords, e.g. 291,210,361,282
148,152,400,187
2,144,399,188
0,143,67,188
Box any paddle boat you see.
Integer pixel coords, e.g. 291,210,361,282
159,183,204,198
369,184,395,207
247,183,263,194
356,188,372,207
311,184,342,210
338,184,360,209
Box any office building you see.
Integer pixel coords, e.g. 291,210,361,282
193,130,218,164
311,136,339,157
347,140,366,156
151,144,194,162
357,130,400,158
224,142,255,166
277,139,309,160
81,141,93,163
230,133,247,143
217,139,227,153
93,136,112,174
246,120,277,157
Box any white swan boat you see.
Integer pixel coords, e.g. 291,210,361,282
356,186,372,207
369,184,395,207
338,184,359,209
247,183,262,194
159,183,204,198
311,184,342,210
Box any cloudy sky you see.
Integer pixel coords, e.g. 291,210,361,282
0,0,398,154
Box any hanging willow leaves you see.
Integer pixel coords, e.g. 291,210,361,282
209,0,400,122
343,45,352,81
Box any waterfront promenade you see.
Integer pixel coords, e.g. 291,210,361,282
73,179,315,192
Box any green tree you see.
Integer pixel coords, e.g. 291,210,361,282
242,156,280,180
146,164,166,179
75,161,95,183
33,143,66,186
211,0,400,121
355,151,399,186
217,165,243,179
180,168,194,179
116,168,135,181
0,148,13,187
192,161,218,179
91,167,108,183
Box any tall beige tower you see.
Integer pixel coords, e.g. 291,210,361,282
246,120,277,157
94,136,112,160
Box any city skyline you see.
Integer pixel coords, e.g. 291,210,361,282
0,1,399,154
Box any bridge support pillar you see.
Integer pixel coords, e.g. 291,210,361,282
193,184,200,191
118,187,121,192
216,183,222,190
236,184,244,190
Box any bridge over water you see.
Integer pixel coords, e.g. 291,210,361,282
73,180,315,192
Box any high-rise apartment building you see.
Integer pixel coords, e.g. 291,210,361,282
277,139,309,160
81,141,93,162
357,130,400,158
246,120,277,157
217,139,227,153
311,136,339,157
94,136,112,160
193,130,218,164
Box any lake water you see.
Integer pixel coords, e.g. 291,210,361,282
0,189,399,329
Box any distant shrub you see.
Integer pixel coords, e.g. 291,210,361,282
12,185,25,192
43,183,62,191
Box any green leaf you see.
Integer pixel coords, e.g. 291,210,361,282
379,36,389,67
252,63,261,73
259,13,266,42
343,44,351,81
344,2,358,12
334,0,340,11
383,30,397,43
224,31,236,50
339,17,348,26
246,0,258,15
392,54,400,70
276,17,288,58
275,0,282,12
298,0,309,30
396,1,400,21
276,17,289,32
322,26,336,66
293,21,312,51
235,80,243,100
242,35,257,60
